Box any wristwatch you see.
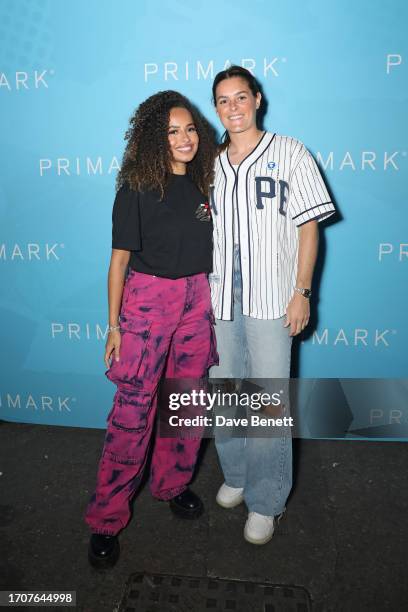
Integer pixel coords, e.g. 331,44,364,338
294,287,312,299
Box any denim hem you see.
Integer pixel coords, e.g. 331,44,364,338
247,504,286,517
225,479,245,489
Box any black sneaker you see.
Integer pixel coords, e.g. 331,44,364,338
169,489,204,519
88,533,120,569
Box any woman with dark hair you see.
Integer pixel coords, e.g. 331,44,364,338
85,90,218,568
209,66,335,544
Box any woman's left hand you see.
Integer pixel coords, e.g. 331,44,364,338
284,293,310,337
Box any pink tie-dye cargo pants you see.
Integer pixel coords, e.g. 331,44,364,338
85,269,218,535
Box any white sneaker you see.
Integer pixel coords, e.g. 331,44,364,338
216,483,244,508
244,512,275,545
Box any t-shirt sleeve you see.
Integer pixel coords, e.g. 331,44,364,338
112,183,142,251
288,142,336,226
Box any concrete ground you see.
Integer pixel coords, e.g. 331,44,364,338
1,420,407,611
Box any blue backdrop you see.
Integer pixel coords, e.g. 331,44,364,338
0,0,407,429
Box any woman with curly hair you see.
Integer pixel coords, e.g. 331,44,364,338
85,90,218,568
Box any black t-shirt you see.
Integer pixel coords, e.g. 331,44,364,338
112,174,213,279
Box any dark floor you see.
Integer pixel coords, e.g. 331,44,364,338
1,421,407,612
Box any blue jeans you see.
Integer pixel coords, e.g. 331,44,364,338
210,246,293,516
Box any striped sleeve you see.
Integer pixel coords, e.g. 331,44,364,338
288,144,335,226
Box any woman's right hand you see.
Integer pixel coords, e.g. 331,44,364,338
104,330,121,369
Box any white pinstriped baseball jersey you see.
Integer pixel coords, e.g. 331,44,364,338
209,131,335,320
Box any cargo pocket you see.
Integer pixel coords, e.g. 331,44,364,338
103,390,153,464
109,388,153,433
105,315,153,387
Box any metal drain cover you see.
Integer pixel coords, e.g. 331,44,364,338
119,573,312,612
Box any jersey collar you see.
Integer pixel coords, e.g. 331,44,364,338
219,131,276,179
